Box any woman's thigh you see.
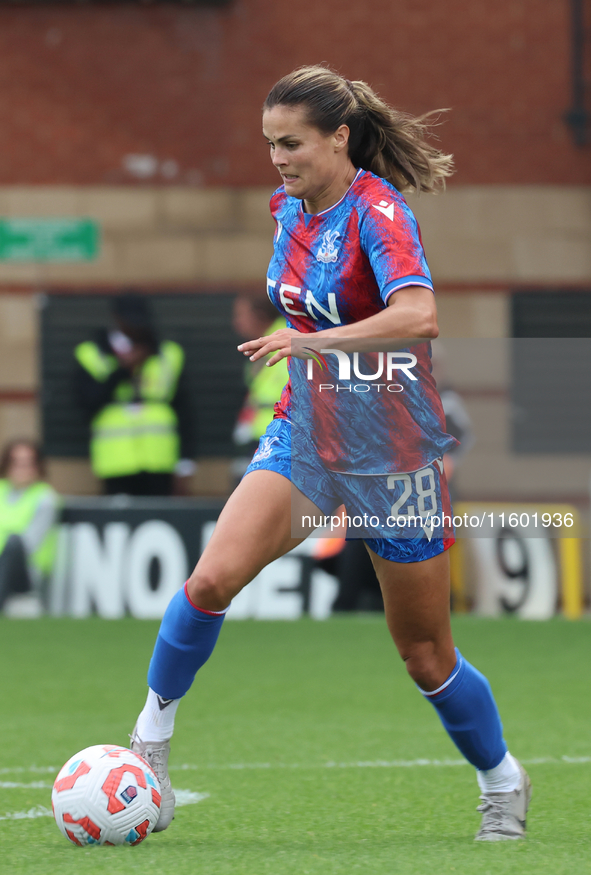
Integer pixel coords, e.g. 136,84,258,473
367,546,456,689
187,469,319,609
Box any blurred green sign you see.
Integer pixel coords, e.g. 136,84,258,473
0,218,99,261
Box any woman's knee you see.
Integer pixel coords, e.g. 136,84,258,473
400,640,456,691
186,565,238,613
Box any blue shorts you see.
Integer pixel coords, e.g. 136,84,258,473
245,419,454,563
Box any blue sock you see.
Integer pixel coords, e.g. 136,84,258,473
147,583,226,700
419,649,507,771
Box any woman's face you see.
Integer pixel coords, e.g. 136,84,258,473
262,104,351,210
7,444,39,488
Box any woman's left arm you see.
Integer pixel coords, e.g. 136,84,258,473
238,286,438,367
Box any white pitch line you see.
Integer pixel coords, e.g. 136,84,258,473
0,791,208,824
173,755,591,771
176,790,210,806
0,806,53,822
1,757,590,823
1,756,590,778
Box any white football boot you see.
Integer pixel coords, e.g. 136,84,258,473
475,761,532,841
130,726,176,832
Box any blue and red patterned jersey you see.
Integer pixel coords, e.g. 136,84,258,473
266,169,457,474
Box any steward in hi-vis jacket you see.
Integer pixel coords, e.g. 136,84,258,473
0,439,60,615
74,295,194,496
232,315,289,448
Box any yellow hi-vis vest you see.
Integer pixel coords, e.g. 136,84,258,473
75,340,185,478
234,317,289,444
0,480,59,576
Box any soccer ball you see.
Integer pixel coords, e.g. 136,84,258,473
52,744,161,846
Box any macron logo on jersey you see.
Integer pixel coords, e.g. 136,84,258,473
372,200,395,221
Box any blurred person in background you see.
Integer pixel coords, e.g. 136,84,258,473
74,293,195,496
439,388,475,484
231,295,289,480
0,439,60,616
431,339,475,492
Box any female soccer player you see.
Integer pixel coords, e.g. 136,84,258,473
131,66,531,842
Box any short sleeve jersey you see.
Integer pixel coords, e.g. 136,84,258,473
266,169,457,474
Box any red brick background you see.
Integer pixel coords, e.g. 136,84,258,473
0,0,588,186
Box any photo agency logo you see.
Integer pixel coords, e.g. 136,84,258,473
303,348,418,393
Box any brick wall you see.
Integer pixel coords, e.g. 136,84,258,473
0,0,588,187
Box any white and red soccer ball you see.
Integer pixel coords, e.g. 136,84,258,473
52,744,161,846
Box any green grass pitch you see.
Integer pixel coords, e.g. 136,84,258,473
1,614,590,874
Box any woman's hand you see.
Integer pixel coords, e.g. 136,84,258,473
237,327,305,367
237,286,438,366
